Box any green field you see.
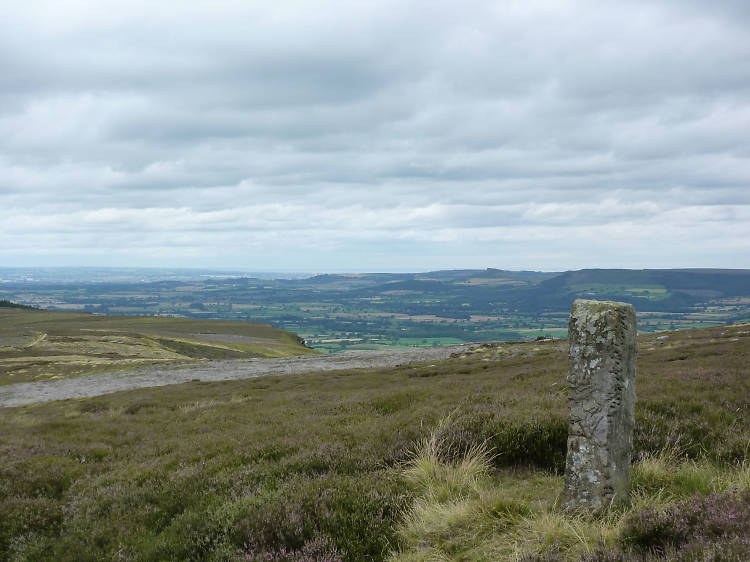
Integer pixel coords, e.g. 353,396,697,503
0,308,315,385
395,337,467,347
570,284,671,301
1,324,748,560
2,267,749,353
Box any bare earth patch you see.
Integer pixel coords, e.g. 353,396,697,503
0,344,473,407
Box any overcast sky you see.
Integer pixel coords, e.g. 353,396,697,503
2,0,749,272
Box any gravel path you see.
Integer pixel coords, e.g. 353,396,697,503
0,344,474,408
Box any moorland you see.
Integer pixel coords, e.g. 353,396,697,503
2,267,750,352
0,307,313,385
1,322,748,560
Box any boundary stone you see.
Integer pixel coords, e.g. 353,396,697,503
562,299,637,511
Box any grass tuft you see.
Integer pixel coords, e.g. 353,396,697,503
392,419,750,562
631,445,715,498
1,323,748,560
403,418,494,504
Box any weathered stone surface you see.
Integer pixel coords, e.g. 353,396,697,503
562,299,637,512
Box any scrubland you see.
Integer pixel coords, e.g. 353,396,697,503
0,324,748,560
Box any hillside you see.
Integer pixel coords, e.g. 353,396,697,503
0,308,315,385
0,323,748,560
519,268,750,312
1,267,750,352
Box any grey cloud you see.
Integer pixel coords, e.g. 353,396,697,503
1,0,749,270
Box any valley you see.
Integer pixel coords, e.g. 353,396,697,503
2,267,749,352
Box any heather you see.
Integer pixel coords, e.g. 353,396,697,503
0,308,314,386
622,488,750,558
1,324,748,560
390,430,750,560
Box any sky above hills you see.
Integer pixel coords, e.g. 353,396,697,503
2,1,749,272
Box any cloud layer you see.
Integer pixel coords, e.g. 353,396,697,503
2,0,749,271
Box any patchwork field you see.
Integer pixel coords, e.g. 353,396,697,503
3,268,749,352
0,308,315,385
1,323,748,560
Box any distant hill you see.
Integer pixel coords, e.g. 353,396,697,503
1,267,749,352
0,299,35,310
298,269,555,287
520,268,750,312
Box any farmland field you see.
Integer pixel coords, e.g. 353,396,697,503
2,267,750,352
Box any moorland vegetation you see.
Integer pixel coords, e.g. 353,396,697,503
0,308,314,385
1,323,748,560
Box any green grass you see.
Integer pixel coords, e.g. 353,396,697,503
0,309,316,385
397,338,467,347
568,283,671,302
0,324,748,560
389,424,750,561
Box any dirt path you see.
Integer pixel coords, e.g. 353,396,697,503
0,344,474,408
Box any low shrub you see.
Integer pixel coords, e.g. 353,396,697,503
124,399,156,415
239,535,345,562
634,400,749,463
414,413,568,473
490,419,568,472
77,400,109,414
143,497,235,561
2,324,748,561
621,489,750,557
231,474,410,561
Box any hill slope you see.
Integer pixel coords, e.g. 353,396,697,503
0,308,315,385
0,324,748,560
520,268,750,312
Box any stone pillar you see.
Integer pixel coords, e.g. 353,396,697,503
562,299,637,512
